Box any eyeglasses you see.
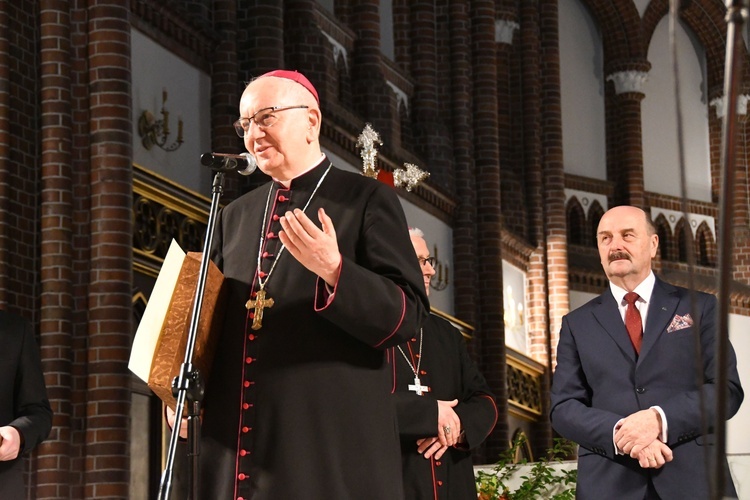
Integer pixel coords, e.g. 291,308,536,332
233,105,309,137
418,256,436,267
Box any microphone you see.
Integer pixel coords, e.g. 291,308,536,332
201,152,257,176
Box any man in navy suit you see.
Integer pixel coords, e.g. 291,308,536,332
551,205,744,499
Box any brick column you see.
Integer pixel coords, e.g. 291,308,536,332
212,0,241,200
237,0,284,78
0,2,9,304
86,1,132,497
285,0,327,93
711,93,750,284
539,0,568,369
37,2,75,497
471,0,506,459
449,0,477,339
538,0,569,454
350,0,391,139
409,1,452,189
519,0,545,361
606,66,649,208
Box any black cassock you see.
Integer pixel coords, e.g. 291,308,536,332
389,313,497,500
0,311,52,500
180,158,429,499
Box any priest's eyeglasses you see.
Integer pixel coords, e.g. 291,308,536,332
418,256,436,267
234,105,309,137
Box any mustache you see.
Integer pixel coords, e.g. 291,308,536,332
608,251,631,263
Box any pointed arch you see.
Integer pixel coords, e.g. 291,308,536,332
588,201,605,248
695,221,716,267
566,197,587,246
674,218,690,263
653,213,672,262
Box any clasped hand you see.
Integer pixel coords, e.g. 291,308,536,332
416,399,461,460
614,408,672,469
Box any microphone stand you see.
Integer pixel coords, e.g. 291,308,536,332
157,170,226,500
714,1,748,498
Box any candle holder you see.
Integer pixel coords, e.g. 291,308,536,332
429,244,449,291
138,88,184,152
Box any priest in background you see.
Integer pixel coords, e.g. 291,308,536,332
390,227,498,499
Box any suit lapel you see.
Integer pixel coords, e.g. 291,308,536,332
592,289,637,363
639,278,680,363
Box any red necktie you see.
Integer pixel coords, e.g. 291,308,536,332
624,292,642,354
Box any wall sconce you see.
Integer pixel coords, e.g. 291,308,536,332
429,244,449,291
138,88,184,152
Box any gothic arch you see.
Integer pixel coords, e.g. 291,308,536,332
566,197,587,246
674,218,690,263
576,0,645,62
588,200,605,247
642,0,746,93
653,213,672,262
695,221,716,267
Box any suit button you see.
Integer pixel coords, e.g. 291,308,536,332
636,387,646,394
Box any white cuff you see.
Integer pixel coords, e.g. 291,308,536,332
650,405,668,442
613,418,625,455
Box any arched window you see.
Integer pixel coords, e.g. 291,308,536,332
675,219,690,263
653,214,671,262
588,201,605,248
696,222,715,267
566,199,586,245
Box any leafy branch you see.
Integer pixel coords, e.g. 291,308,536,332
476,436,577,500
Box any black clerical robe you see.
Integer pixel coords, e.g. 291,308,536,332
390,313,497,500
189,158,429,499
0,310,53,500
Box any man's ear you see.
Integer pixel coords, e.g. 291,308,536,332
306,108,321,143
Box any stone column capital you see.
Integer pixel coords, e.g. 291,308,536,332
710,94,750,118
495,19,519,45
606,70,648,95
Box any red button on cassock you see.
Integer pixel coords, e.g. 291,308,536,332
238,473,246,480
245,357,254,364
240,449,247,456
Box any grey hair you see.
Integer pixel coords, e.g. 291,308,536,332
408,227,424,238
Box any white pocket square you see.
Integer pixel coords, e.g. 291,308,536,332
667,313,693,333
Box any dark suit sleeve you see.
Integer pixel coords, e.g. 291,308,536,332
550,315,623,458
452,330,497,449
658,294,744,445
9,317,53,455
314,182,430,349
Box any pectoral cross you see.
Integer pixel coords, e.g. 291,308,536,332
245,287,274,330
408,377,430,396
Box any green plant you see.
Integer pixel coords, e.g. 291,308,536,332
476,436,577,500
